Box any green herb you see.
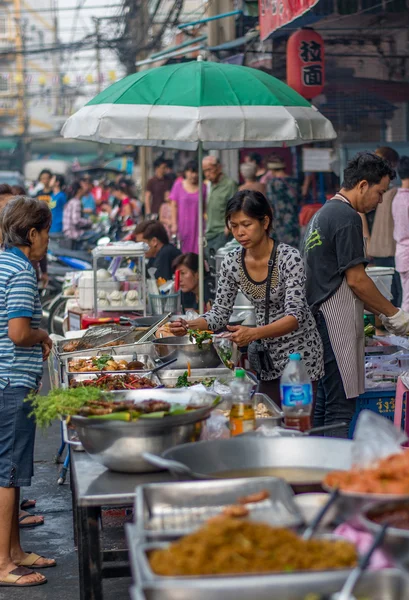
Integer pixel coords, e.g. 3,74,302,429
92,355,112,370
176,371,189,387
364,324,376,338
27,387,104,428
218,346,234,369
175,371,215,388
188,329,213,350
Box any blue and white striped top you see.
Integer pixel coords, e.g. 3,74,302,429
0,247,43,389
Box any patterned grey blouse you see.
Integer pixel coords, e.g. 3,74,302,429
203,244,324,381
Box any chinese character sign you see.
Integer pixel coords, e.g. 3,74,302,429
258,0,320,41
286,29,325,99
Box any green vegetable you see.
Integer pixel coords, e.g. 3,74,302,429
88,412,132,422
92,355,112,370
175,371,215,388
364,324,376,338
28,387,104,428
176,371,189,388
188,329,213,350
218,346,234,369
140,411,166,418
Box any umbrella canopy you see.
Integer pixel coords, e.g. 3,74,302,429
61,60,336,149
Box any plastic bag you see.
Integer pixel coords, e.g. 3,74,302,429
352,410,407,467
213,335,239,370
185,309,199,321
200,410,230,440
255,425,302,438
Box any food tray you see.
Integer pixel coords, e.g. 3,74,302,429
67,371,162,388
128,569,409,600
254,393,283,428
56,332,155,358
133,477,303,540
157,368,253,389
64,354,158,375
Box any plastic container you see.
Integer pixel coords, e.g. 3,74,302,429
149,293,180,315
280,353,313,432
366,266,395,301
229,368,255,436
78,271,120,310
348,389,400,438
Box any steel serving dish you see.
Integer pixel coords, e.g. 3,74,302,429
159,437,353,493
152,337,221,369
361,498,409,566
67,371,162,388
133,477,303,539
322,484,409,521
65,389,220,473
56,335,158,359
157,368,256,389
63,354,159,385
128,569,409,600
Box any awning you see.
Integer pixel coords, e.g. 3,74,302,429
209,31,258,52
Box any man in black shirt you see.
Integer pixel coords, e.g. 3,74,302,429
143,221,180,281
303,152,409,438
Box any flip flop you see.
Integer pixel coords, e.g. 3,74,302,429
20,498,36,510
19,513,44,529
16,553,56,569
0,566,47,587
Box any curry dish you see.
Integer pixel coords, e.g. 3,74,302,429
149,518,357,577
325,451,409,495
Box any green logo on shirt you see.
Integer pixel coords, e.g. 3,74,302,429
305,228,322,251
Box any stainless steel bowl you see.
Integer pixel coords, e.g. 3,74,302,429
67,389,218,473
361,498,409,566
152,336,221,369
323,484,409,521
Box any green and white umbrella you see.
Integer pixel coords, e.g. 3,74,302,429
62,58,336,308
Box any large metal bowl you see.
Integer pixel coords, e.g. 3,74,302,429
322,484,409,521
67,389,219,473
152,336,221,369
361,499,409,566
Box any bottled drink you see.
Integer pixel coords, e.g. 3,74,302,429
229,368,255,436
280,353,312,432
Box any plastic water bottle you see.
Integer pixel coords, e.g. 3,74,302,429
280,353,313,432
229,368,255,436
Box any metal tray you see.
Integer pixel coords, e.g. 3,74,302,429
157,368,257,390
64,354,157,374
67,371,162,388
129,569,409,600
56,332,155,358
133,477,303,540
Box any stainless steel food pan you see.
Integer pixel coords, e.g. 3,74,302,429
57,334,156,359
133,477,303,539
152,337,221,369
64,354,157,375
129,569,409,600
67,371,162,388
157,368,253,389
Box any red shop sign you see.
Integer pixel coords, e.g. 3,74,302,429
286,28,325,100
259,0,320,41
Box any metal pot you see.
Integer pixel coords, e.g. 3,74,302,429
152,336,221,370
361,498,409,566
63,389,219,473
145,436,353,494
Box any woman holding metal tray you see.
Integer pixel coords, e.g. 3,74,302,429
170,190,323,403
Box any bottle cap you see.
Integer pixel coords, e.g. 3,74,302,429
235,368,245,378
289,353,301,361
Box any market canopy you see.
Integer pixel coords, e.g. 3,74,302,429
61,60,336,150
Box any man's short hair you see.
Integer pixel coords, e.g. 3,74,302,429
375,146,399,169
143,221,169,245
342,152,396,190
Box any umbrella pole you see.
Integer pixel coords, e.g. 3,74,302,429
198,141,204,312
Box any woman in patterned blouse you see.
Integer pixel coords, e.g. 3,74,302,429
170,190,323,402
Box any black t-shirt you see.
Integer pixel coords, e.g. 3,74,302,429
181,276,213,313
35,188,53,206
302,198,368,314
147,243,181,281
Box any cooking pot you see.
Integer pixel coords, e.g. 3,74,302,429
143,436,353,494
152,336,221,369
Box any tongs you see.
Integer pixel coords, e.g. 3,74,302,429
129,312,172,344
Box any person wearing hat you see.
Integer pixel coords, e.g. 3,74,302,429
265,156,301,248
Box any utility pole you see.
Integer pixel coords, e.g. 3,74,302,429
14,0,29,171
94,17,102,94
51,0,61,116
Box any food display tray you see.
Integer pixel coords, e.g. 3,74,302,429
63,354,158,383
132,477,303,540
56,333,156,359
128,568,409,600
67,371,162,388
157,368,255,389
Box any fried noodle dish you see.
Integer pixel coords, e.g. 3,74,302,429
325,451,409,495
149,518,357,576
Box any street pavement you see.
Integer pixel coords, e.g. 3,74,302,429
1,368,132,600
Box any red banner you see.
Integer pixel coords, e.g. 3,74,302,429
259,0,320,41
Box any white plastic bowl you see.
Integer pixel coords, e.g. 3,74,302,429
294,492,337,527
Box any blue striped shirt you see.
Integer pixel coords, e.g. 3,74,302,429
0,247,43,388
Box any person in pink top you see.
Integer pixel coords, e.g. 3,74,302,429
169,160,206,254
392,156,409,310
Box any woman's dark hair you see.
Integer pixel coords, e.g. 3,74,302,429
143,221,169,245
183,160,198,176
11,185,26,195
68,181,82,198
54,174,65,189
172,252,209,276
249,152,263,167
398,156,409,181
1,196,51,247
0,183,13,196
342,152,396,190
225,190,273,233
39,169,52,178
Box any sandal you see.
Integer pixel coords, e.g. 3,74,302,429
20,498,36,510
19,512,44,529
16,553,56,569
0,566,47,587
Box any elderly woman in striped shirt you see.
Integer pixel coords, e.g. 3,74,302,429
0,197,55,588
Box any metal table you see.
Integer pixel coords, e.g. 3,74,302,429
71,450,173,600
